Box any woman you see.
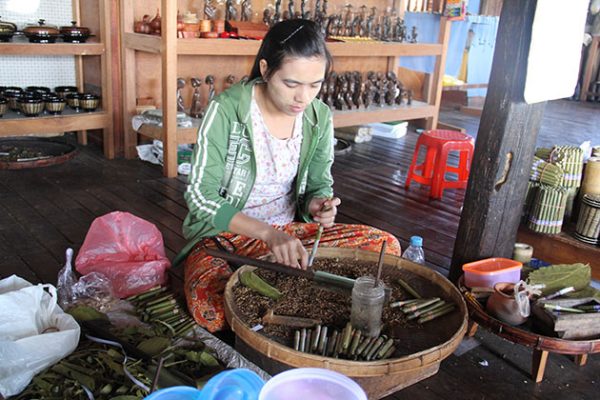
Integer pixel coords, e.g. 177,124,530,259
178,19,400,332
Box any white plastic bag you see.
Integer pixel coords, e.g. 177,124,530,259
0,275,80,397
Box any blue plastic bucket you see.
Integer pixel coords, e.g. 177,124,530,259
143,386,201,400
259,368,367,400
143,369,264,400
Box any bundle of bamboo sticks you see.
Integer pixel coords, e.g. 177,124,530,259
529,156,564,186
550,146,584,188
527,185,568,234
522,181,540,223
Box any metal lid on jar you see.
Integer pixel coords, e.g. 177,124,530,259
0,16,18,34
59,20,91,35
23,19,60,35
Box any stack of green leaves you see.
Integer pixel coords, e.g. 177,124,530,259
527,184,568,234
527,263,591,296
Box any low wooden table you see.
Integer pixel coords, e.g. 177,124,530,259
462,289,600,382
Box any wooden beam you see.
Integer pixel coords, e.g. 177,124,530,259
449,0,547,281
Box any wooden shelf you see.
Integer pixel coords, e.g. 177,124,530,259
123,32,444,57
333,101,435,127
137,120,198,144
135,102,436,143
0,41,105,56
0,0,114,158
123,32,161,53
517,225,600,280
0,110,110,136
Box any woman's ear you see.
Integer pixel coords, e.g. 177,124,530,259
259,59,268,81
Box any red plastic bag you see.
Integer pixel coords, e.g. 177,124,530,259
75,211,171,298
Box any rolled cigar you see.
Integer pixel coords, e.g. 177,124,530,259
318,326,329,354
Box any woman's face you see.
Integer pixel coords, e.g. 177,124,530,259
261,55,327,116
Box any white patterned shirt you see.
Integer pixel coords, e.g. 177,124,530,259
241,93,303,225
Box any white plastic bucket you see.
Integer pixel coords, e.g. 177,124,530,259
259,368,367,400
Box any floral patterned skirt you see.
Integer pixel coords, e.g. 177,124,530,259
183,222,401,332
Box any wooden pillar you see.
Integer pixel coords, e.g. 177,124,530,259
449,0,547,281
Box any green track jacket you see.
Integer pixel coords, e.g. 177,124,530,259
174,79,335,266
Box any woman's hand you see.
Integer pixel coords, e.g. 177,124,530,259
308,197,341,228
263,227,308,269
229,212,308,269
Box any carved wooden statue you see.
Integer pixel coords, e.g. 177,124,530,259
225,0,238,21
224,74,237,90
241,0,252,22
205,75,216,103
263,8,273,26
409,26,418,43
189,77,203,118
176,77,186,112
204,0,216,20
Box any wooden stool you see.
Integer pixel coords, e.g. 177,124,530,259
405,129,475,199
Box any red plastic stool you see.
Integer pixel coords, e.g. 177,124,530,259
405,130,475,199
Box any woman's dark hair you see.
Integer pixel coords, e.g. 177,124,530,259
249,19,333,81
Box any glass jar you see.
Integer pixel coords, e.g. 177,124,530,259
350,276,385,338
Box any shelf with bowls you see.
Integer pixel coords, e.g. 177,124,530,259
0,0,114,158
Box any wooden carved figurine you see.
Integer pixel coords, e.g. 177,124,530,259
241,0,252,22
176,77,186,112
204,0,216,20
225,0,238,21
274,0,282,24
189,77,204,119
345,76,356,109
205,75,216,103
286,0,295,20
224,74,237,90
409,26,418,43
263,8,273,26
334,78,349,110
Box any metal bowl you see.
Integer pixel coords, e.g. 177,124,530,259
18,96,45,117
80,93,100,112
45,96,66,114
0,97,8,117
65,92,83,110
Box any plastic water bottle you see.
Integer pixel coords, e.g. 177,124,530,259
402,236,425,265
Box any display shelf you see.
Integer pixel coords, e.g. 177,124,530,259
0,0,114,158
0,109,110,136
333,101,435,127
134,101,435,145
123,33,444,57
121,0,450,177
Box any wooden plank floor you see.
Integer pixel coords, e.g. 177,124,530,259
1,98,599,398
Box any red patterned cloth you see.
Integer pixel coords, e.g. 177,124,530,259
184,223,401,332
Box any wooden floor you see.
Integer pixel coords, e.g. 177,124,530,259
1,98,599,398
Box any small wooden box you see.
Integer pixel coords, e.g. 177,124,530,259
532,298,600,340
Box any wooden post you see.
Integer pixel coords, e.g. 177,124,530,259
449,0,547,281
162,0,178,177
